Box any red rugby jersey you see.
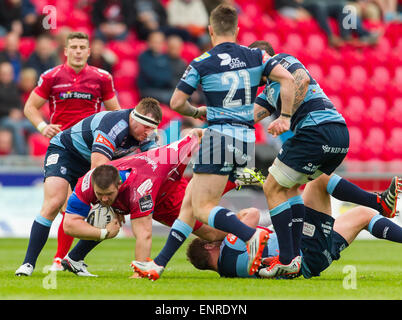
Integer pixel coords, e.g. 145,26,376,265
74,135,199,219
34,63,116,130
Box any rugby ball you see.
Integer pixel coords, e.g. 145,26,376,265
87,203,115,228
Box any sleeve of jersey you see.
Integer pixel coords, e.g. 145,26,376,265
65,191,91,218
261,52,280,77
92,130,116,160
101,73,116,101
129,194,155,220
33,72,52,99
176,64,200,95
255,88,276,114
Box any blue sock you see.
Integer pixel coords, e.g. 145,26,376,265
270,201,294,264
368,215,402,243
327,174,380,211
289,195,305,257
209,206,255,242
154,219,192,267
69,240,100,261
23,216,52,267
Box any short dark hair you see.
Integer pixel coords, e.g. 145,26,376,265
186,238,214,271
66,32,89,47
249,40,275,56
91,165,120,189
136,97,162,123
210,4,238,36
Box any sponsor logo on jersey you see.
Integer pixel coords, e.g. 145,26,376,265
226,233,238,245
181,65,192,80
218,53,247,69
137,178,153,196
279,58,291,69
95,133,115,151
59,91,93,100
194,52,211,62
139,194,154,212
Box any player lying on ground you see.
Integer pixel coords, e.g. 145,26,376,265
186,173,402,279
60,129,253,276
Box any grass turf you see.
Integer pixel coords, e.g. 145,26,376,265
1,237,401,300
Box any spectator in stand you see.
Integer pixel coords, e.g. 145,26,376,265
19,68,37,103
0,0,40,37
137,30,173,105
363,0,402,21
0,32,22,82
348,0,383,22
0,128,13,155
131,0,168,41
24,34,58,77
91,0,132,42
301,0,381,47
167,0,210,48
54,26,73,65
274,0,312,21
87,37,118,74
0,62,35,155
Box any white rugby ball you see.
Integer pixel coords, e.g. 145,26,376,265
87,203,115,228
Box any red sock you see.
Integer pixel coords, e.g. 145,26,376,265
54,212,74,260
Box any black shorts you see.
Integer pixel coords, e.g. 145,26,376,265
44,144,90,189
278,123,349,176
192,129,255,181
300,207,349,279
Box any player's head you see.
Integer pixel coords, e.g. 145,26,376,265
186,238,221,272
92,165,122,206
248,40,275,85
248,40,275,56
208,4,239,44
130,97,162,141
64,32,90,70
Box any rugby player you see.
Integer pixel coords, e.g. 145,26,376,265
15,98,161,276
23,31,121,270
132,4,297,280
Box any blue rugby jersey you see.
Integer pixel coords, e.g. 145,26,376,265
255,53,345,132
177,42,279,142
217,233,279,278
49,109,157,163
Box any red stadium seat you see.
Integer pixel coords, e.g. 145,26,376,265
394,66,402,85
19,37,36,60
371,66,391,88
283,33,303,55
28,133,49,157
306,64,324,84
347,126,364,159
361,127,386,160
343,96,366,128
262,32,280,52
328,95,344,114
349,65,368,88
306,34,326,55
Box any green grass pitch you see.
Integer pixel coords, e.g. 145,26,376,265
1,237,401,300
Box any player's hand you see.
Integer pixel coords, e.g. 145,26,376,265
193,106,207,121
115,213,125,227
42,124,62,139
267,117,290,138
105,218,121,239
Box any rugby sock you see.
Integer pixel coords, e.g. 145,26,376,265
270,201,294,265
327,174,380,211
154,219,193,267
289,195,305,257
68,240,100,261
209,206,255,242
368,215,402,243
23,216,52,267
54,212,75,259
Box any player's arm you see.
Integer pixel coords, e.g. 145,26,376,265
24,91,62,138
170,88,206,119
130,214,153,261
103,95,121,111
290,68,310,114
268,64,295,118
63,192,119,240
254,103,272,123
91,152,111,169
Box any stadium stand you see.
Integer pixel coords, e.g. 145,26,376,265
0,0,401,190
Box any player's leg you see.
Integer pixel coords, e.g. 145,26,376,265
16,177,69,276
334,206,402,244
51,185,75,271
327,174,400,218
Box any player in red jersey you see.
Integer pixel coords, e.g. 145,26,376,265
23,32,121,270
60,130,249,276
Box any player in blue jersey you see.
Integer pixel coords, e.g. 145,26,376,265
131,4,297,280
186,174,402,279
246,40,350,278
15,98,162,276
